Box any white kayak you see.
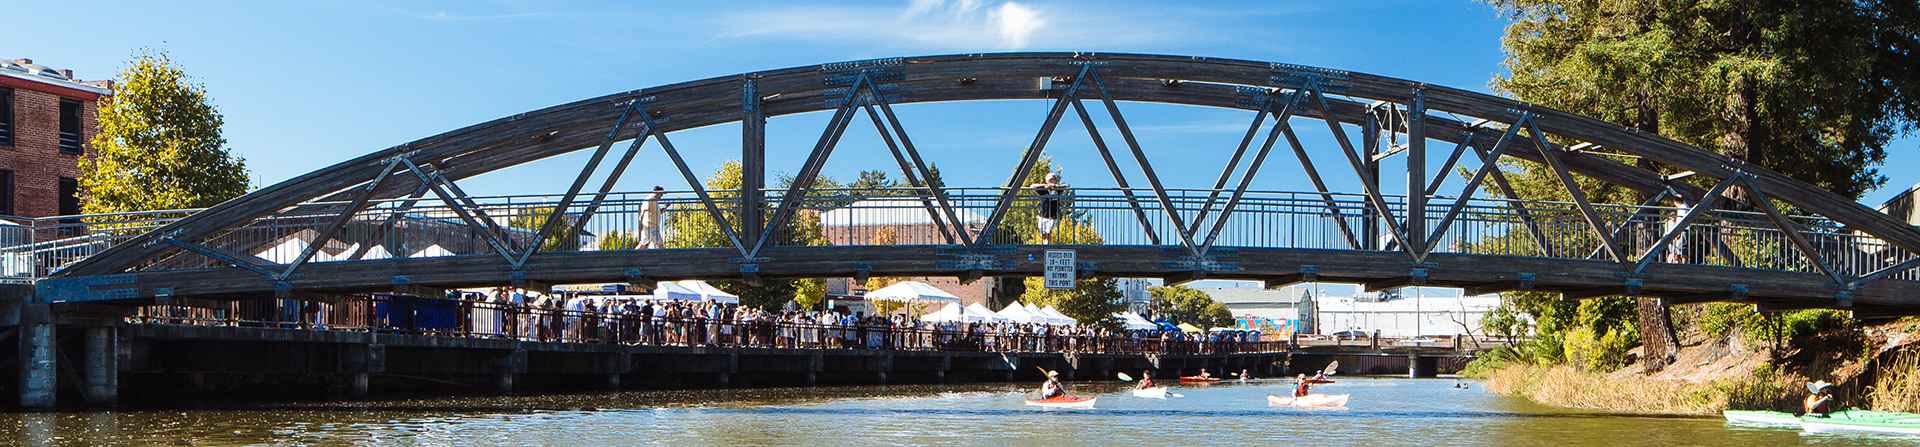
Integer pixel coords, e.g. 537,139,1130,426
1132,387,1168,399
1026,396,1097,408
1268,393,1350,408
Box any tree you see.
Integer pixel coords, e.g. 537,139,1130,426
1487,0,1920,200
506,207,579,253
597,230,638,251
1484,0,1920,372
1149,285,1233,329
1021,277,1128,331
667,160,831,309
83,48,250,214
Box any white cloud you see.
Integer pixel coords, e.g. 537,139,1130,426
995,3,1043,50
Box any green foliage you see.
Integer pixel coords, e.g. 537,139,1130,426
1484,0,1920,199
1149,285,1233,329
597,230,638,251
506,207,578,253
1562,325,1638,372
83,48,250,214
990,156,1099,244
1020,277,1128,331
666,160,830,309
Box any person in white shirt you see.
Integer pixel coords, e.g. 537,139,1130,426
639,186,669,249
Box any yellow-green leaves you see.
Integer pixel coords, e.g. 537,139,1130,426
82,48,249,214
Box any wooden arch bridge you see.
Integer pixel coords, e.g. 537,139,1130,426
5,52,1919,409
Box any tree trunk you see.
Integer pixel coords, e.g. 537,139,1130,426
1632,90,1680,374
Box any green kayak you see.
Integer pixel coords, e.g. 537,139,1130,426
1800,410,1920,436
1722,410,1799,426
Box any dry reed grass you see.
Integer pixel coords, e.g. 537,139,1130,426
1872,347,1920,412
1487,363,1727,415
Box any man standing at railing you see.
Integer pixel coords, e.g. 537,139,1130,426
1029,173,1069,245
640,186,670,249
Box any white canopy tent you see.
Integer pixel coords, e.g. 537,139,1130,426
651,281,703,302
410,244,456,258
966,303,1010,323
1039,305,1078,326
997,303,1043,324
920,302,979,324
360,245,393,260
255,239,309,264
865,281,962,303
1116,312,1159,331
674,280,740,304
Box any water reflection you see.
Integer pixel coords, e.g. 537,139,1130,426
0,378,1911,446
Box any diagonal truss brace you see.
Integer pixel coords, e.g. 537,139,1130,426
1313,86,1413,259
1528,119,1630,268
1421,114,1532,259
1849,257,1920,289
1282,120,1363,250
274,160,402,279
1588,188,1674,260
749,73,900,258
401,159,521,264
1192,89,1304,255
975,65,1096,250
159,237,277,278
1737,175,1848,286
1632,174,1740,274
864,102,973,246
1067,98,1163,247
1082,68,1203,256
514,101,646,265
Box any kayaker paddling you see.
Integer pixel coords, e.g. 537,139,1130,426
1294,374,1314,397
1041,370,1066,399
1137,370,1156,390
1805,381,1834,417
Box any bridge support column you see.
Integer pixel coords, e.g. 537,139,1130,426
608,373,621,391
805,372,817,386
876,371,887,385
719,373,731,388
494,373,515,394
1408,355,1438,378
85,326,118,407
349,373,370,398
18,303,55,410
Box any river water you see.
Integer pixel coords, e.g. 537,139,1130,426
0,377,1908,446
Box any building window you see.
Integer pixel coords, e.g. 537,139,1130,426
0,170,12,216
59,98,82,154
58,178,80,235
0,88,13,146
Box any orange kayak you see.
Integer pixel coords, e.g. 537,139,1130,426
1179,376,1221,383
1025,396,1097,408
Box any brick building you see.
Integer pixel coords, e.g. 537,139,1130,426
0,58,112,219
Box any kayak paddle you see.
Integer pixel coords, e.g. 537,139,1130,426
1117,372,1134,382
1323,361,1340,375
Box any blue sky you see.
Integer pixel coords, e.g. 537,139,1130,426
10,0,1918,207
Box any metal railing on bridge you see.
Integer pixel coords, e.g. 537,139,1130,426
11,187,1916,285
125,294,1289,356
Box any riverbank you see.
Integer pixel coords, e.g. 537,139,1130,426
1477,314,1920,416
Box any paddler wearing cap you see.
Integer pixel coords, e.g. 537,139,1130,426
1041,370,1066,399
1804,381,1835,417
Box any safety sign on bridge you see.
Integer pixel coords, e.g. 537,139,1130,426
1044,249,1076,290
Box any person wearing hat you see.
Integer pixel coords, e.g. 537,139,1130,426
639,186,670,249
1028,173,1069,244
1041,370,1066,399
1804,381,1835,417
1293,374,1314,397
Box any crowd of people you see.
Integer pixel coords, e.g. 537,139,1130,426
130,288,1283,356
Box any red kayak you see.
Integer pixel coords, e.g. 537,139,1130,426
1179,376,1222,383
1025,396,1097,408
1304,378,1335,384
